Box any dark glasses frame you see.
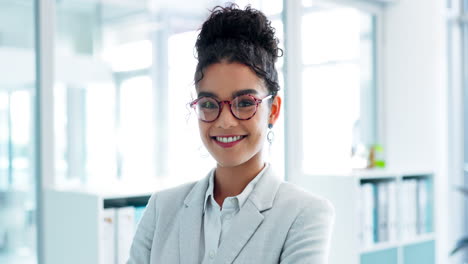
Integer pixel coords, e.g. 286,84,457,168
189,94,273,123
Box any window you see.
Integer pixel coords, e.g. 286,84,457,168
300,2,378,173
118,76,155,181
85,83,118,184
9,90,34,189
55,1,158,186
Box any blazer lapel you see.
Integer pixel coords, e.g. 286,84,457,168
214,165,283,264
213,200,264,264
179,170,212,264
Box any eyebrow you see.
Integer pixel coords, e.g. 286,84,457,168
197,89,259,99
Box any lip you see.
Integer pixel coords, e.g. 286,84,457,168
211,135,246,148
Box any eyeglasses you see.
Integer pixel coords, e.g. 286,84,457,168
189,94,273,123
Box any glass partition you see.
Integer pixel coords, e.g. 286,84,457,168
0,0,38,263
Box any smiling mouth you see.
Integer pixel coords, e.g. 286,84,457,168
212,135,247,143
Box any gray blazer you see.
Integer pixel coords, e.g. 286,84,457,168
127,166,335,264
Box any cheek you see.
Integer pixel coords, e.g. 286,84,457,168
249,109,270,138
258,106,271,127
198,122,210,142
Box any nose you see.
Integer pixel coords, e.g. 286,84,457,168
214,103,238,129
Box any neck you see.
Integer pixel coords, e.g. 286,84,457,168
213,154,265,205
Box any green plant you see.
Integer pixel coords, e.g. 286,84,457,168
450,186,468,256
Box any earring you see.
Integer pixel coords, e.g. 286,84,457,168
267,123,274,144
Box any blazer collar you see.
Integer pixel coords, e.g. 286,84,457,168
246,164,282,212
179,169,211,264
183,164,282,210
180,165,283,264
183,167,213,208
203,163,271,213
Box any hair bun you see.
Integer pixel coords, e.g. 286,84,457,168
196,4,281,59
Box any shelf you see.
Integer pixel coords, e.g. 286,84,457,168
290,170,436,264
360,241,399,254
49,180,158,200
401,174,433,180
402,239,435,264
304,169,433,181
44,188,152,264
103,195,150,209
360,247,398,264
352,169,398,180
360,233,436,254
401,233,436,246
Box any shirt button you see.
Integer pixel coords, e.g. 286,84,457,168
209,250,216,259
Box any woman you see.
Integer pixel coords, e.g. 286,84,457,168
128,4,334,264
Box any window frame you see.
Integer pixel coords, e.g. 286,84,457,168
461,1,468,251
283,0,384,180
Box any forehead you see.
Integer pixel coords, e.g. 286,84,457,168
196,62,268,98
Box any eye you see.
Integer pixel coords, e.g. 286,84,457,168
199,100,218,109
237,99,256,108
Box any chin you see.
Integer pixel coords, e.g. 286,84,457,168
211,150,261,168
212,155,247,168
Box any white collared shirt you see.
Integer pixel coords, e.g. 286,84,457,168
201,163,269,263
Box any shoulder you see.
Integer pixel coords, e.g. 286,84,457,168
275,181,335,220
146,180,199,210
276,182,335,263
146,181,197,214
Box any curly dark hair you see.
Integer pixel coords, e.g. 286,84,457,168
194,3,283,97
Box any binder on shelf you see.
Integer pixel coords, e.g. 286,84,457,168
424,178,434,233
409,179,419,238
377,182,389,242
416,178,428,235
360,182,375,247
116,206,136,264
401,178,424,240
360,179,401,246
100,208,116,264
400,180,408,240
387,181,397,242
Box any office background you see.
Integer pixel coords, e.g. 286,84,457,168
0,0,467,263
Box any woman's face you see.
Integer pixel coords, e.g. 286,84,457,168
195,61,281,168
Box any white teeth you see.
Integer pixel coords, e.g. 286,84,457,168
216,136,243,143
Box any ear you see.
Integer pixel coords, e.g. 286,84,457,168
268,95,282,126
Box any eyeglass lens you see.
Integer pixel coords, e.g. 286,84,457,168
195,95,258,122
